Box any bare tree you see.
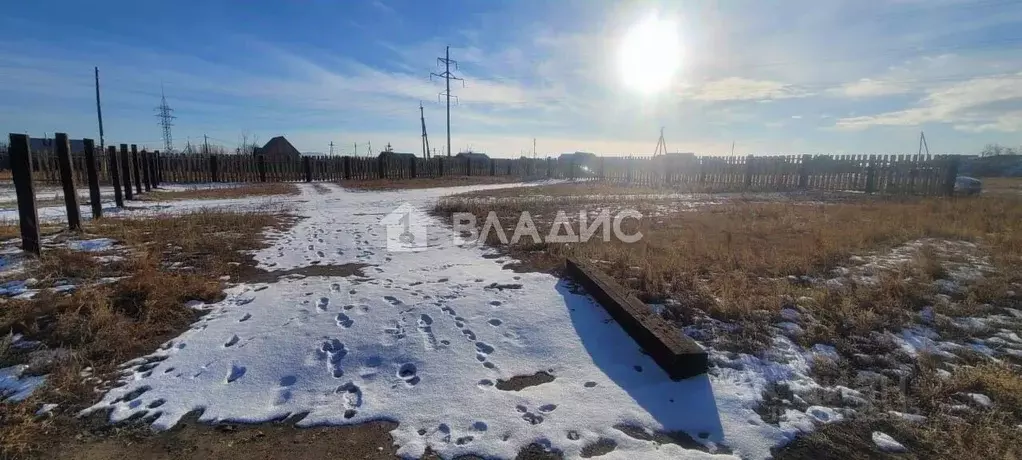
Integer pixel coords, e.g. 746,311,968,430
238,131,261,156
980,143,1020,157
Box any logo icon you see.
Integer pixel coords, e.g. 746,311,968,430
382,203,429,252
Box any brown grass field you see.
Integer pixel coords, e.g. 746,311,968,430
435,182,1022,459
0,210,294,458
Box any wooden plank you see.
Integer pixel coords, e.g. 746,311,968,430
54,133,82,230
82,139,103,218
120,144,134,200
564,257,708,381
131,145,142,195
8,134,42,255
107,146,124,207
141,150,152,191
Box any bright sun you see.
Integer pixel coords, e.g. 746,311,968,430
618,14,681,94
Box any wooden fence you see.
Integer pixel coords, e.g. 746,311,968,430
4,131,962,256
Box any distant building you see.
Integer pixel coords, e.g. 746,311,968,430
378,143,417,160
256,136,301,161
456,151,490,161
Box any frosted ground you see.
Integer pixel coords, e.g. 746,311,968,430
4,181,959,459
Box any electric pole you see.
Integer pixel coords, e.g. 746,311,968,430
368,141,372,157
203,134,209,155
94,67,105,152
533,138,537,159
430,46,464,157
918,131,930,156
653,127,667,157
329,141,334,156
156,84,176,153
420,101,431,159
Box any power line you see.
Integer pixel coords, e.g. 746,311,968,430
430,45,465,157
155,84,176,153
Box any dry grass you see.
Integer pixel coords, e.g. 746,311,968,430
437,182,1022,457
138,183,299,201
981,177,1022,196
340,176,521,191
0,210,290,458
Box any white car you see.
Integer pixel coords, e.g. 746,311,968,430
954,176,982,196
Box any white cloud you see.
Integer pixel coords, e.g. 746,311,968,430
839,78,914,98
835,72,1022,131
682,77,810,102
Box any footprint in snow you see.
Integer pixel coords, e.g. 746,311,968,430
224,335,240,347
398,363,420,386
336,312,354,328
239,313,252,322
462,329,476,340
488,319,502,327
383,295,402,305
226,363,246,383
336,382,362,419
317,297,330,311
475,342,495,355
331,283,341,292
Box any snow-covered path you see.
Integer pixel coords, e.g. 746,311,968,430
86,183,779,459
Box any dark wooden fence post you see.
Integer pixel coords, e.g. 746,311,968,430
82,139,102,219
489,159,495,176
141,150,152,191
130,145,142,195
744,154,754,190
439,157,445,176
210,155,219,182
798,154,811,190
466,156,472,176
154,151,163,186
120,144,133,200
54,133,82,230
410,156,418,178
149,150,158,187
303,156,312,182
258,155,267,182
8,134,41,255
865,155,877,194
343,156,351,180
108,146,124,207
548,157,553,178
944,155,960,196
377,155,385,179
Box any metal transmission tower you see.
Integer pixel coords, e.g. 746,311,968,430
420,102,431,159
155,86,176,152
918,131,930,156
430,46,464,157
653,127,668,157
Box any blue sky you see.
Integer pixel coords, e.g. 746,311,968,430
1,0,1021,156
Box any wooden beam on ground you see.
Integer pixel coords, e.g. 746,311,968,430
564,257,708,381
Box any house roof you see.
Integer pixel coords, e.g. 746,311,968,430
258,136,301,156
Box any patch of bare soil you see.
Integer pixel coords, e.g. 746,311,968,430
495,371,556,391
311,183,333,195
48,412,399,460
236,261,371,283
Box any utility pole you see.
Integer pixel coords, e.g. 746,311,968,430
155,84,176,152
533,138,537,159
203,134,209,155
368,141,372,157
329,141,334,156
420,101,431,159
730,141,735,156
653,127,668,157
430,46,464,157
918,131,930,156
94,67,105,152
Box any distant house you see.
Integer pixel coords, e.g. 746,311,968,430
377,144,417,161
558,151,597,165
455,151,490,161
256,136,301,161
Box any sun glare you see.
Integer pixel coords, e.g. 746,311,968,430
618,13,681,94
